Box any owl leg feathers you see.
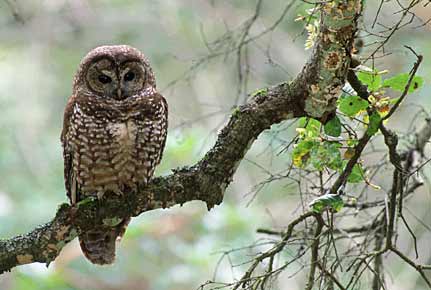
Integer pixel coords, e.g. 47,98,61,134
79,217,131,265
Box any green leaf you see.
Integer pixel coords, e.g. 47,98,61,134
383,73,424,93
310,142,343,171
293,118,323,168
346,138,359,147
292,141,313,167
292,140,317,167
324,116,342,137
298,117,321,137
339,96,369,117
309,194,344,213
357,71,382,91
347,164,364,183
366,111,381,136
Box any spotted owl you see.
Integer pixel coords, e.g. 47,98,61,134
61,45,168,265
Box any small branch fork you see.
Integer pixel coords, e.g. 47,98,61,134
232,212,323,290
0,0,363,274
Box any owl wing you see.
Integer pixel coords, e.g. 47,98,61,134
153,93,168,166
61,95,78,204
134,91,168,184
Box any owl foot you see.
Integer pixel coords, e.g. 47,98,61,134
113,189,124,196
97,191,105,200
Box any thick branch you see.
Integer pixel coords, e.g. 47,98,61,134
0,0,362,274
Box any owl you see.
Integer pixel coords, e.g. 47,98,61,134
61,45,168,265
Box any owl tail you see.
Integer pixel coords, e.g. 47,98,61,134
78,217,130,265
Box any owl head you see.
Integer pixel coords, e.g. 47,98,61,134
73,45,156,100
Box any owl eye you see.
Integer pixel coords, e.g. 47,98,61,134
124,71,135,82
98,74,112,84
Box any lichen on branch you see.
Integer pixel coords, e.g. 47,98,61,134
302,0,361,120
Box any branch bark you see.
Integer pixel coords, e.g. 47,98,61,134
0,0,362,274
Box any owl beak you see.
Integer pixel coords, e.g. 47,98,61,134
117,88,122,99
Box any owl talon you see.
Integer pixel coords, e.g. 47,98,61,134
97,191,105,200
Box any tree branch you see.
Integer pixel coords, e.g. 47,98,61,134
0,0,362,274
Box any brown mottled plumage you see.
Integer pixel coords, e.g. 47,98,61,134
61,45,168,265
